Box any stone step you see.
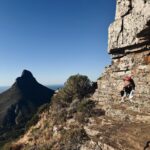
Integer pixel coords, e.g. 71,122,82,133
101,103,150,122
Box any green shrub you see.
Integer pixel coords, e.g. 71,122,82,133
64,74,92,100
77,99,95,113
52,74,92,105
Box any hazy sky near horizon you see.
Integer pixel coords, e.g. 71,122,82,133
0,0,116,86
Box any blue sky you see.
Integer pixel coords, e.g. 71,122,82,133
0,0,116,86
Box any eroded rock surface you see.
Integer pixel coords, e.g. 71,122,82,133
108,0,150,58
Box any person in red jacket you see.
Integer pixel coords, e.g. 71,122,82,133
120,76,135,102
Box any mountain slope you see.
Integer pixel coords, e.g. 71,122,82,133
0,70,54,147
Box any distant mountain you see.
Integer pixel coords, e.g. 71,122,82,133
0,70,54,129
0,85,63,94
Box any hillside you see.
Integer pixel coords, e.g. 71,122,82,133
0,70,54,148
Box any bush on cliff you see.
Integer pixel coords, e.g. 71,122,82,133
52,74,93,105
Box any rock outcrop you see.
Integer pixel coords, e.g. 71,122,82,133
94,0,150,115
92,0,150,149
108,0,150,58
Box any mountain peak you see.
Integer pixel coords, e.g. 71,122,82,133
21,70,34,78
15,70,37,87
0,69,54,135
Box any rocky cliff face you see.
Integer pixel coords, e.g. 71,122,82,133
92,0,150,149
7,1,150,150
108,0,150,58
94,0,150,111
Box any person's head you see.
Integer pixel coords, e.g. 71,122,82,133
123,76,132,86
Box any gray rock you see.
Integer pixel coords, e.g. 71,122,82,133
108,0,150,57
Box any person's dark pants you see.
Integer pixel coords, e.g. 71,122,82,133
120,90,125,97
120,88,132,97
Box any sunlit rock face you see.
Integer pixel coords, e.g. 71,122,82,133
92,1,150,149
108,0,150,58
94,0,150,104
93,0,150,128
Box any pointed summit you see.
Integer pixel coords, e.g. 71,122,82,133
16,70,37,87
21,69,34,78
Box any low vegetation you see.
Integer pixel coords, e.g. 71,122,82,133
3,74,104,150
